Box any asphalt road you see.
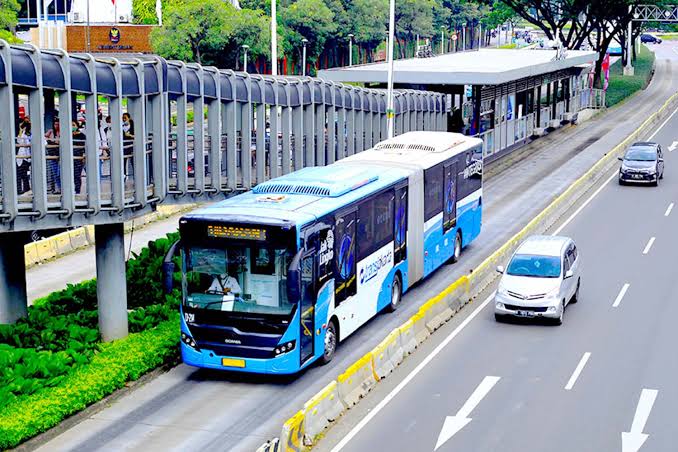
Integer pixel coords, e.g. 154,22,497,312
318,70,678,452
35,50,678,452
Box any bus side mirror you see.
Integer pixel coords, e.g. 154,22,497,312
163,240,181,294
287,250,303,304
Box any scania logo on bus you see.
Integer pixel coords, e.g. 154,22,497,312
224,338,242,345
360,249,393,285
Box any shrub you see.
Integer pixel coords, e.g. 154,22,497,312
0,318,180,450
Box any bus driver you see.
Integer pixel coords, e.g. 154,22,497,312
208,273,242,295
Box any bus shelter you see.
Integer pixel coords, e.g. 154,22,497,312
319,48,600,162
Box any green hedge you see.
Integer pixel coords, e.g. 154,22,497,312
606,45,655,107
0,318,180,450
0,232,183,448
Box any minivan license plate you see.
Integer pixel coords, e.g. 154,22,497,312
516,310,533,317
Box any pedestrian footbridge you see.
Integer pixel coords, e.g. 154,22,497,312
0,40,447,336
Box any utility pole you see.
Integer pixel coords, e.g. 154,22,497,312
348,33,354,66
271,0,277,75
386,0,396,138
242,44,249,73
301,38,308,76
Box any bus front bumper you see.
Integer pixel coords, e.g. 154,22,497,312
181,342,302,375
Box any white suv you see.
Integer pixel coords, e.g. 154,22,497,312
494,235,581,325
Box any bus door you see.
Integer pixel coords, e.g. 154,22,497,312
299,250,316,364
443,161,458,233
394,186,408,264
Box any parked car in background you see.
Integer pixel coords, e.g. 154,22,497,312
641,34,662,44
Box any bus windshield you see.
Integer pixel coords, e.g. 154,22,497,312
183,244,295,316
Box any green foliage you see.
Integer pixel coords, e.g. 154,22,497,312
0,28,20,43
281,0,336,72
483,1,516,29
0,0,19,31
606,45,655,107
150,0,236,64
0,319,180,450
0,231,181,405
132,0,169,25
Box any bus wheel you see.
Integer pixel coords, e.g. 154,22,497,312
451,232,462,263
321,320,338,365
386,274,402,313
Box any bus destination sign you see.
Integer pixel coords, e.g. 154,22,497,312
207,225,267,241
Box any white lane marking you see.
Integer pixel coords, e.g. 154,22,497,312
552,172,617,236
434,376,501,451
331,106,677,451
564,352,591,391
668,141,678,152
648,107,678,140
613,283,630,308
621,389,658,452
642,237,655,255
665,203,674,216
329,291,496,452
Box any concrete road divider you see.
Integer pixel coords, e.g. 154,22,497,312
23,205,195,268
371,331,404,380
270,92,678,452
303,381,346,440
279,411,306,452
398,319,418,356
337,353,378,408
256,438,280,452
411,310,430,344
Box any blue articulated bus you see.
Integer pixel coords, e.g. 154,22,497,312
168,131,483,374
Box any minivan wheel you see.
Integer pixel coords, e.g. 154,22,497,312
554,301,564,326
571,279,580,304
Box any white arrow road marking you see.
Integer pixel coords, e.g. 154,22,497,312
668,141,678,152
613,283,630,308
622,389,658,452
434,376,500,451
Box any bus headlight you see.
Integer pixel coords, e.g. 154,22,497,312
274,341,296,356
181,332,200,351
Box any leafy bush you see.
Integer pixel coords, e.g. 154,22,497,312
0,232,181,402
0,318,180,450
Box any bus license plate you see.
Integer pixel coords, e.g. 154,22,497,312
222,358,246,368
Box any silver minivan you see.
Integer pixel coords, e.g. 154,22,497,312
494,235,581,325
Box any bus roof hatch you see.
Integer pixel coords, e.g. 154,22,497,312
252,166,378,198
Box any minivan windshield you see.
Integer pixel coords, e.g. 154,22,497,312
507,254,561,278
624,147,657,162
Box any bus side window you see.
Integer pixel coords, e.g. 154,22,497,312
335,212,357,304
424,164,444,221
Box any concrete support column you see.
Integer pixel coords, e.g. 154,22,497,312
0,234,28,324
624,19,635,76
95,223,128,341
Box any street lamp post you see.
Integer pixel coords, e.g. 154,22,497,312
242,44,249,73
441,27,445,54
462,25,466,51
386,0,396,138
271,0,277,75
301,38,308,76
348,33,354,66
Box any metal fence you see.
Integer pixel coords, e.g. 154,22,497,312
0,40,447,232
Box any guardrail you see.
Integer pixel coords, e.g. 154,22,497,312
256,89,678,452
